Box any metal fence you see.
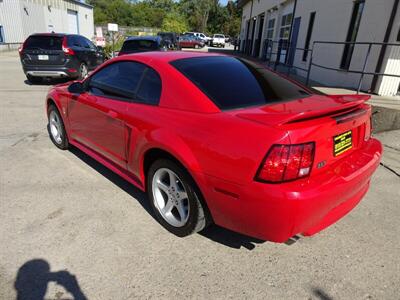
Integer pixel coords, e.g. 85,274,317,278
0,42,22,52
241,39,400,94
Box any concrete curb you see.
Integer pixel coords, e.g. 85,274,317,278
372,105,400,133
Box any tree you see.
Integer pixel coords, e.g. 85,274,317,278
87,0,242,36
161,12,189,33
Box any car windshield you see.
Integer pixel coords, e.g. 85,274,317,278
214,35,224,38
121,40,159,52
170,56,310,110
24,36,63,50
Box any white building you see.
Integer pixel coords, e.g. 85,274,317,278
238,0,400,96
0,0,94,43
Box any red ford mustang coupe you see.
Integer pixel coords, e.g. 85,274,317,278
46,51,382,242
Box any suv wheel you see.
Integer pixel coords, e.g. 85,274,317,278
78,63,88,80
147,159,209,237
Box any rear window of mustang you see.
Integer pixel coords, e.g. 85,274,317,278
170,56,310,110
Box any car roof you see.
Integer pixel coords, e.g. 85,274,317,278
117,51,223,63
29,33,67,37
126,36,161,42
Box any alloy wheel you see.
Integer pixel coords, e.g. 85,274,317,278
152,168,190,227
49,110,62,144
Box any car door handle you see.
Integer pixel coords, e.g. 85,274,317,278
107,110,119,118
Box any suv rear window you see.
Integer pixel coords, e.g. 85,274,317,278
170,56,310,110
24,35,63,50
121,40,159,52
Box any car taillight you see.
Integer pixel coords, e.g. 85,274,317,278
62,37,75,55
18,40,27,55
255,142,315,183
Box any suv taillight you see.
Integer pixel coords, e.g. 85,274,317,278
255,143,315,183
18,40,27,55
62,37,75,55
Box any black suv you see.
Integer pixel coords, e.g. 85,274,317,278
19,33,105,83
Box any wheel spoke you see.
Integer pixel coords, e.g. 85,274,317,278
177,191,188,200
176,201,187,221
167,170,178,190
157,181,169,193
161,198,174,214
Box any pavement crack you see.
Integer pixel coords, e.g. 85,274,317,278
383,144,400,152
380,162,400,177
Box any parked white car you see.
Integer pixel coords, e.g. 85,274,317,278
184,32,212,44
211,34,226,48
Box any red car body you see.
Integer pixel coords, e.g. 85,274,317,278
46,51,382,242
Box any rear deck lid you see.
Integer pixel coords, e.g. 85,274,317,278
233,94,370,127
21,35,66,66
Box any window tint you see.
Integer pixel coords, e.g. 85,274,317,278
171,56,310,110
25,35,63,50
67,36,81,47
89,61,146,100
136,68,162,105
121,40,159,53
81,36,95,49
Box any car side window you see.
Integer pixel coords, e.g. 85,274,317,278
67,36,81,48
88,61,146,100
136,68,162,105
82,37,96,50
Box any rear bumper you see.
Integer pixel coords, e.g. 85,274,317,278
196,138,382,242
26,70,69,77
22,64,79,78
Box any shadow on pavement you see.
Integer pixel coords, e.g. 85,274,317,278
69,146,267,250
200,225,266,250
24,78,72,86
312,287,334,300
69,146,151,215
14,259,87,300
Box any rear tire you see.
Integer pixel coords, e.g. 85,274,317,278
147,159,209,237
47,104,69,150
78,63,88,80
26,75,42,84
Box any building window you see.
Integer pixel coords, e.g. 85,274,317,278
0,26,4,43
266,18,275,40
340,0,365,70
302,12,316,61
279,13,292,40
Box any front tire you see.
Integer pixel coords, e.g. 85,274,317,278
47,104,69,150
147,159,208,237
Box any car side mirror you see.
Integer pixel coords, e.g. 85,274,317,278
68,82,85,94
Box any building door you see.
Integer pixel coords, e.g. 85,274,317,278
67,10,79,34
254,15,264,57
287,17,301,66
249,19,256,55
0,25,4,43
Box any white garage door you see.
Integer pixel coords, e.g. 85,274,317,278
67,10,79,34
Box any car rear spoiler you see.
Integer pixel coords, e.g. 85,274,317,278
278,94,371,125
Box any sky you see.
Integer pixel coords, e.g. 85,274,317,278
219,0,229,5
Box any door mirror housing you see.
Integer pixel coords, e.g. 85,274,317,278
68,81,85,94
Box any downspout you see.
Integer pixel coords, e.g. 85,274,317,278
370,0,399,93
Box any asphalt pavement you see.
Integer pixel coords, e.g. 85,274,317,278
0,51,399,300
